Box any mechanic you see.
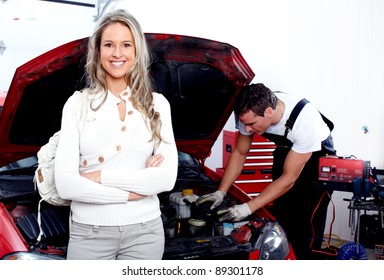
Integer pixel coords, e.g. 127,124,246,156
197,83,336,259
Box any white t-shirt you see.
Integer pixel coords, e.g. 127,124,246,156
238,92,331,154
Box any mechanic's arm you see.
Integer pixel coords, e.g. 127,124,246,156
246,149,312,212
218,133,253,192
217,149,312,222
197,133,253,208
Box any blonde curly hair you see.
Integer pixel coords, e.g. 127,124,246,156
85,9,162,148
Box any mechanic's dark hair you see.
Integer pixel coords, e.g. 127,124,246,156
234,83,277,117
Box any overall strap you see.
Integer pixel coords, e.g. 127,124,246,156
263,97,334,148
284,98,309,137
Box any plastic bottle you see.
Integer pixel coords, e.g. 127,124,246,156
169,189,199,219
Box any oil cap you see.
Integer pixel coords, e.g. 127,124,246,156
182,189,194,196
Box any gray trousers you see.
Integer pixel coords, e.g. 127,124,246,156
66,217,164,260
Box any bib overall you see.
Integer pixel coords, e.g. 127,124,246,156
263,98,336,259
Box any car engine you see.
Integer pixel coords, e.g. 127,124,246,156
1,153,274,260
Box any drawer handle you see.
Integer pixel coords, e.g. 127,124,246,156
241,169,255,175
225,144,232,153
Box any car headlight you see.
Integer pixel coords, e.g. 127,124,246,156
1,252,64,260
254,221,290,260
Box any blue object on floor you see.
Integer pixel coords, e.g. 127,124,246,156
336,242,367,260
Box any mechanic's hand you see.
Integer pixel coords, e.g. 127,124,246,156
216,203,252,222
196,190,226,209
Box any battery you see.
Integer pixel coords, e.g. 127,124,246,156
318,156,370,183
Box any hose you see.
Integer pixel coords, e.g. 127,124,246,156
323,233,343,247
336,242,368,260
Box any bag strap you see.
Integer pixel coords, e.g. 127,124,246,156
74,90,89,134
36,90,88,243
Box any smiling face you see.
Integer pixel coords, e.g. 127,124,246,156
100,22,136,88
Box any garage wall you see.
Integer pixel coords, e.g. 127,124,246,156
0,0,95,90
1,0,383,242
202,0,384,243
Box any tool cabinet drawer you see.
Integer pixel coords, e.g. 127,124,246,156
223,130,275,168
216,166,273,194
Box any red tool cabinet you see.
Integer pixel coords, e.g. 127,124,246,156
216,130,276,195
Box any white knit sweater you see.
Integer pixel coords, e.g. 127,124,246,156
55,87,178,226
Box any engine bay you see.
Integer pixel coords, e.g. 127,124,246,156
1,153,274,259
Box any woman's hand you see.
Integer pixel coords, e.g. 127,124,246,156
80,171,146,201
146,153,164,168
128,192,146,201
80,170,100,183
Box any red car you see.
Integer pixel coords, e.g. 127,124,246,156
0,34,295,260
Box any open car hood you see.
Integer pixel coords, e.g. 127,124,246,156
0,34,254,167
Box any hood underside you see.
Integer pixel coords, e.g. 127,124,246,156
0,34,254,166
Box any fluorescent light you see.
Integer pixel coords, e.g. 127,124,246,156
40,0,96,8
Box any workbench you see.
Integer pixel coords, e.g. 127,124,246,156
348,200,384,254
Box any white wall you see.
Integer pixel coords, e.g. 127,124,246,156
202,0,384,242
0,0,96,90
1,0,383,242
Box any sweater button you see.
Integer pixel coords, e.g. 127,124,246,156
127,110,133,115
98,156,104,163
116,145,121,151
121,126,127,132
82,160,88,167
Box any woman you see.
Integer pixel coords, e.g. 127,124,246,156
55,9,178,260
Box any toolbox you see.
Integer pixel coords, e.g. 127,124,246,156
217,131,276,196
